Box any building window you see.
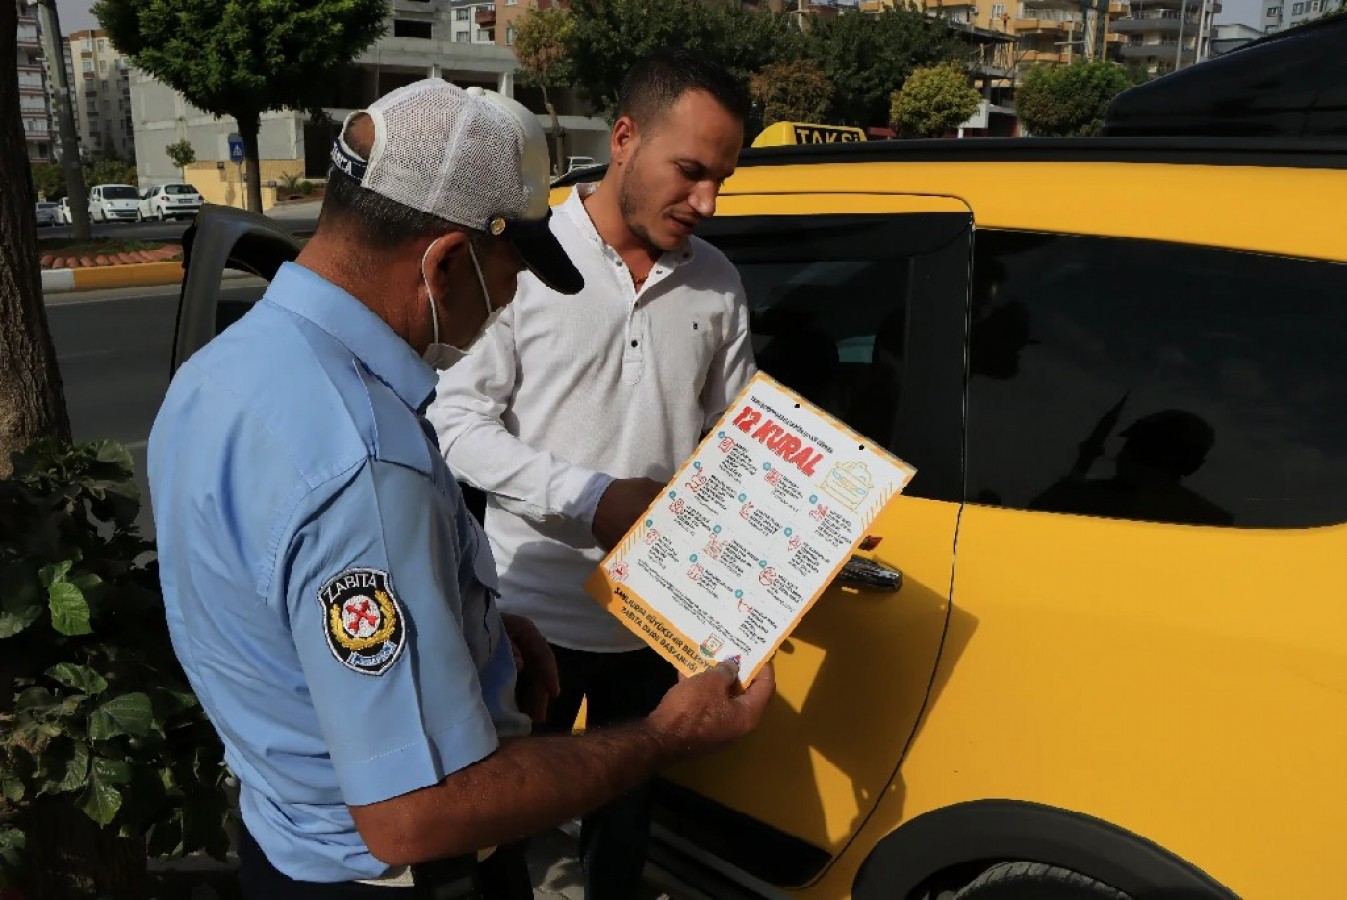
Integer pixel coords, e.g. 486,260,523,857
1291,2,1304,12
456,7,470,18
82,59,94,72
992,2,1005,16
1266,5,1280,14
476,28,489,41
507,0,518,5
392,19,434,38
97,38,106,52
99,60,108,74
455,31,470,42
81,39,92,52
507,26,518,44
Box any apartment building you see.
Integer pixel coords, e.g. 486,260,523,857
67,29,134,161
15,2,53,163
1114,0,1219,74
1262,0,1337,34
861,0,1127,71
131,0,608,206
1210,21,1263,54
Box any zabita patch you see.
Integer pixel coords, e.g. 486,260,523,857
318,568,406,676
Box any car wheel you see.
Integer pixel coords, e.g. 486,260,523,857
952,862,1132,900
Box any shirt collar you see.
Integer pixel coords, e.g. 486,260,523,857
560,183,696,268
263,262,437,412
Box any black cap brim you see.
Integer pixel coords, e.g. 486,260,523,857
506,212,583,295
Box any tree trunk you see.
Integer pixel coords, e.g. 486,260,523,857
541,84,565,177
239,111,264,214
0,2,70,477
22,798,147,900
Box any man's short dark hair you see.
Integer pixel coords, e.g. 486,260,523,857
615,48,751,131
319,168,457,250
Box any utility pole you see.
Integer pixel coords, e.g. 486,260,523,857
31,0,89,240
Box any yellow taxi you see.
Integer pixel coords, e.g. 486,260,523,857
174,18,1346,899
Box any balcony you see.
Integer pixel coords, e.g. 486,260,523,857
1119,40,1196,62
1021,0,1079,11
1015,16,1076,35
1111,10,1199,33
475,7,496,26
1019,48,1069,64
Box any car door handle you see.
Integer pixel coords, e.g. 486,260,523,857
835,555,903,591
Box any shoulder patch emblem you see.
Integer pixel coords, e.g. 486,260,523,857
318,568,406,676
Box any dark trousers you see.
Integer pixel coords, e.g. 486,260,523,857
239,823,477,900
478,644,679,900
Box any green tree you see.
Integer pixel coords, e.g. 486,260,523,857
749,59,834,129
1015,60,1135,137
164,138,196,181
93,0,387,213
891,60,981,137
566,0,804,120
30,163,66,201
0,1,68,470
515,6,575,175
805,7,965,128
83,159,137,190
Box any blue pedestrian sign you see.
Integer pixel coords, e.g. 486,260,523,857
227,132,245,164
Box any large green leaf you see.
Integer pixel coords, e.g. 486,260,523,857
46,662,109,695
48,580,92,636
0,825,25,872
81,768,123,826
89,692,154,740
53,740,92,794
91,440,135,472
0,564,43,638
1,773,25,803
92,756,133,786
38,558,74,589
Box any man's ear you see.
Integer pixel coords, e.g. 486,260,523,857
611,116,639,166
422,230,471,296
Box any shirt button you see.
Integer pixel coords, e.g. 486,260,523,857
630,339,639,347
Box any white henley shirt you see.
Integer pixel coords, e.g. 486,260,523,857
427,184,756,651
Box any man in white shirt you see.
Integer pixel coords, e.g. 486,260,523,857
427,49,756,899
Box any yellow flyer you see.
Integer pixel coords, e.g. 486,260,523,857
584,372,916,684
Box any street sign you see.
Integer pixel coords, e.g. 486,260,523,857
227,132,245,164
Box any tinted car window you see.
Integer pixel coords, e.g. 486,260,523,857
966,230,1347,528
703,218,910,443
103,186,137,199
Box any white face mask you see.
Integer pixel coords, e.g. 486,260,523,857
421,237,499,371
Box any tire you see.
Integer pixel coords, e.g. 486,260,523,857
953,862,1132,900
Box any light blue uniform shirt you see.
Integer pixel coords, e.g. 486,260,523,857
149,262,529,882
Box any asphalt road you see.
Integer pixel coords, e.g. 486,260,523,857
46,278,268,536
38,203,320,244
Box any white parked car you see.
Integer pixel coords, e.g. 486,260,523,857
88,184,141,223
34,201,59,227
139,183,203,222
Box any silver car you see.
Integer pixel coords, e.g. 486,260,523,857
34,201,59,227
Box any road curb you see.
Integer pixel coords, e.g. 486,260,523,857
42,264,256,295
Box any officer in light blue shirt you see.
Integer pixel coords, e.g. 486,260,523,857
150,78,775,899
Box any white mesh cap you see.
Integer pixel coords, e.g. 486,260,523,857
331,78,582,294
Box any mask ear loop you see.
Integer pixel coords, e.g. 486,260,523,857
467,241,492,321
421,237,443,345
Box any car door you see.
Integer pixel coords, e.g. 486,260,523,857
645,179,970,892
170,204,302,372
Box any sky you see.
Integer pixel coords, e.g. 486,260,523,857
53,0,1268,37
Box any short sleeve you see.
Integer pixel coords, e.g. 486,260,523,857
280,458,499,807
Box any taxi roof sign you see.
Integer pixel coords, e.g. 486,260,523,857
751,121,867,148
